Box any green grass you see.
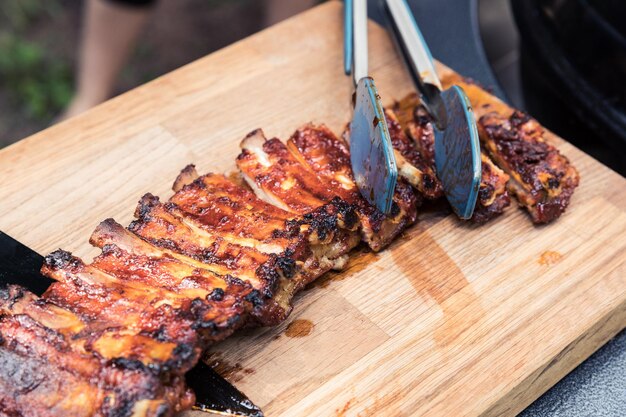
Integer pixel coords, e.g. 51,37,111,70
0,0,71,120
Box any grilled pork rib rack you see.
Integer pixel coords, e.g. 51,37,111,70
0,95,578,417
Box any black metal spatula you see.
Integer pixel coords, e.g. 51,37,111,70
0,230,263,417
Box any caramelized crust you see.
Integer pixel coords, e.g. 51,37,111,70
286,125,356,199
167,172,360,317
478,111,580,223
393,94,437,164
238,129,369,239
90,218,292,326
0,285,194,417
394,93,511,223
472,154,511,224
287,124,419,251
42,250,204,366
89,241,251,342
384,108,443,199
169,171,295,251
236,129,343,213
237,129,408,253
130,194,272,283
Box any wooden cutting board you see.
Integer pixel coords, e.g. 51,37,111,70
0,2,624,416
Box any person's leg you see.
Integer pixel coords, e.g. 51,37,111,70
61,0,154,120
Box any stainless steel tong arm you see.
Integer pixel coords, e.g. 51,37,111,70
353,0,368,83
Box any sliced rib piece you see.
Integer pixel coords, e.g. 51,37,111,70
472,154,511,224
240,127,418,251
141,176,360,325
89,246,248,339
236,129,344,213
89,218,288,326
394,93,511,222
392,94,438,169
90,218,262,290
384,108,443,200
170,171,359,274
170,168,296,253
127,194,302,325
42,250,205,367
0,285,194,417
170,174,358,271
235,129,366,244
173,166,360,260
50,239,253,344
171,170,359,272
288,124,419,251
167,171,360,317
130,193,275,282
478,111,579,223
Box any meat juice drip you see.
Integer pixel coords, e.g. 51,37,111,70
285,319,314,338
538,250,562,266
391,230,465,301
335,398,353,417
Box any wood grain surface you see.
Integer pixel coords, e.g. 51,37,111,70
0,2,624,416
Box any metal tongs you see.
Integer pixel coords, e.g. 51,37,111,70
344,0,398,214
382,0,482,218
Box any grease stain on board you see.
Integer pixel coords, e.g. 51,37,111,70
336,398,353,417
285,319,314,338
392,230,467,304
538,250,562,266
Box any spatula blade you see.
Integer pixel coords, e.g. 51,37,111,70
434,85,481,219
188,361,264,417
350,77,398,214
0,231,53,294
